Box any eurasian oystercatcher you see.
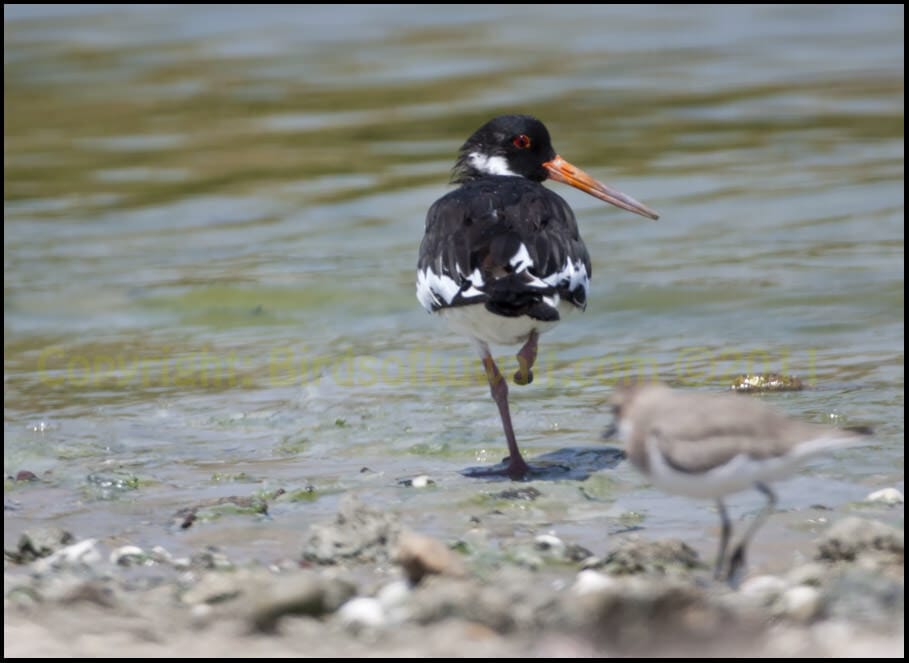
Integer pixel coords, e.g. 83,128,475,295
603,382,873,584
416,114,658,480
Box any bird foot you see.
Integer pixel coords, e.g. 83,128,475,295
460,456,531,481
513,368,534,385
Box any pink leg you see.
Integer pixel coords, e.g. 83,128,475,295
479,347,530,480
513,330,539,386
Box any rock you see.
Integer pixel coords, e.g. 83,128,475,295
5,527,74,564
492,487,542,501
534,534,565,555
864,488,904,505
820,567,904,626
816,518,904,563
190,548,233,570
189,603,214,626
565,576,759,655
174,495,270,530
598,538,703,576
181,571,244,606
29,572,118,608
85,471,140,499
580,556,605,570
785,562,827,587
511,548,544,571
375,580,412,625
110,545,147,566
58,580,118,608
34,539,102,571
303,495,402,565
399,475,435,488
778,586,823,622
405,575,516,633
248,572,356,633
565,544,596,563
395,530,467,584
531,534,593,564
739,575,788,605
338,597,386,628
572,570,619,596
376,579,411,615
731,373,803,393
149,545,174,564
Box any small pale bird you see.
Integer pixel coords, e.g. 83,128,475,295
603,382,873,583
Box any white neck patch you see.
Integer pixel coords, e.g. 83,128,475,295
468,152,518,177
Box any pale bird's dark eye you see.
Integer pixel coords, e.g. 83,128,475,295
512,134,532,149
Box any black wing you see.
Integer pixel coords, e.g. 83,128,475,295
416,176,591,320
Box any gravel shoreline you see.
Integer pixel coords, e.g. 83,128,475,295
4,496,903,657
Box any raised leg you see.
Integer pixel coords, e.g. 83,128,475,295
477,342,529,480
714,498,733,581
513,330,539,386
725,482,777,585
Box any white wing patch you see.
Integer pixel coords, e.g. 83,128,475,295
543,258,590,297
460,267,486,299
542,294,561,309
416,266,487,312
416,267,460,311
509,244,533,272
508,243,552,290
417,251,589,313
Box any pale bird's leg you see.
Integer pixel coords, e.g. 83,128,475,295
726,482,777,586
714,498,733,581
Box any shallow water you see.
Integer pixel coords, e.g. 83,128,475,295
4,5,904,565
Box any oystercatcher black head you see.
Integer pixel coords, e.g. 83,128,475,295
452,115,556,183
451,114,659,219
416,114,659,480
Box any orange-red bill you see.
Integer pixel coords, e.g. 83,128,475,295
544,155,659,220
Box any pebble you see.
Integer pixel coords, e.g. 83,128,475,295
377,580,411,609
395,530,466,584
36,538,101,571
739,575,788,603
571,569,619,596
338,597,386,628
110,545,146,566
248,573,357,633
785,563,826,587
181,572,243,606
816,517,904,562
534,533,565,555
778,586,823,622
864,488,903,505
150,545,174,564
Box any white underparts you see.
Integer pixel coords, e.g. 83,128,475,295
441,301,575,346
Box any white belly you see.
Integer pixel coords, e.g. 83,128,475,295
439,302,576,346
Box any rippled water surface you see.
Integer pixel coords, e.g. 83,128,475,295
4,5,904,562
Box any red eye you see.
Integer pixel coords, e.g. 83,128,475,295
513,134,532,149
